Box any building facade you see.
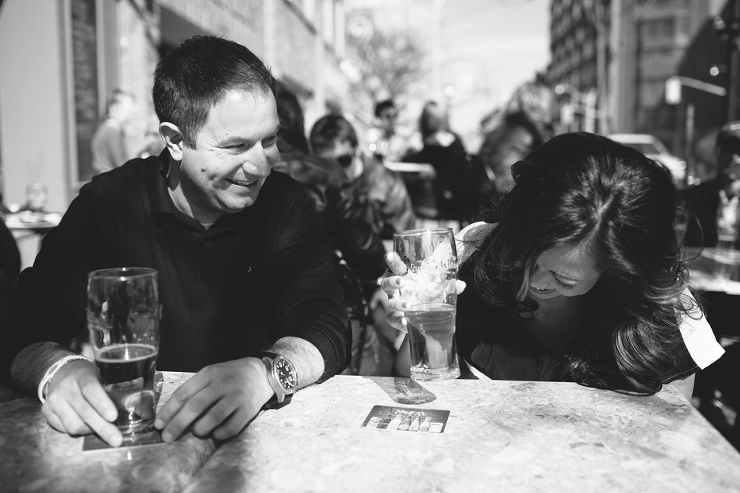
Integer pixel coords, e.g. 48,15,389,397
0,0,350,213
547,0,607,134
549,0,730,163
611,0,726,155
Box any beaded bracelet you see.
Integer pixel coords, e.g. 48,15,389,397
37,355,92,403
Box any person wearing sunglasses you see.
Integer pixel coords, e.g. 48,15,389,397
309,114,416,241
310,114,417,364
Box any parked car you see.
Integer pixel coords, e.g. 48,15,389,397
608,133,687,187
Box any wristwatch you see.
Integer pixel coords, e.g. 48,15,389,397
260,352,297,403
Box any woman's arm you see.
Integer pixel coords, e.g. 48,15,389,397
670,373,695,401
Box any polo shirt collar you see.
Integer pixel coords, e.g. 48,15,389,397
149,149,176,216
147,151,205,231
147,149,258,230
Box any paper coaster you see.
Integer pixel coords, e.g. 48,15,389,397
361,405,450,433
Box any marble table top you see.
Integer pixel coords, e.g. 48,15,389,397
2,373,739,493
0,372,213,493
189,375,740,493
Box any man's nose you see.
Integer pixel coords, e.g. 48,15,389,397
245,145,273,176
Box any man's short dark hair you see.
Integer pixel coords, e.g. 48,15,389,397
374,99,395,118
309,114,358,154
153,36,276,148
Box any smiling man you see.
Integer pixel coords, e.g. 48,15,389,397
0,36,350,447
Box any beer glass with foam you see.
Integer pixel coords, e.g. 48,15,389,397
394,228,460,381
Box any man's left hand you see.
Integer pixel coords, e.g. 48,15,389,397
154,358,273,442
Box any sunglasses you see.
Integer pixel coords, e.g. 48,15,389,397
336,154,354,168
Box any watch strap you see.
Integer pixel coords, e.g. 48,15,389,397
257,351,279,360
262,356,286,403
262,393,293,410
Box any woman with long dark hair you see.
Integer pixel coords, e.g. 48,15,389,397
384,132,724,397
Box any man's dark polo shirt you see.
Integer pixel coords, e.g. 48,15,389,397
0,153,350,385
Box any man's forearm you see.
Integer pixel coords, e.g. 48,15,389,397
11,342,76,393
270,336,325,389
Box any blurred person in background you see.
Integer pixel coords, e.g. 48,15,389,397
683,121,740,249
90,89,136,175
481,80,554,143
682,120,740,450
403,101,471,223
460,111,544,219
138,114,167,159
310,114,416,240
274,89,386,283
273,88,390,375
310,113,416,361
365,99,417,163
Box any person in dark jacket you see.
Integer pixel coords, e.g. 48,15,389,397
682,120,740,450
309,114,416,240
273,88,386,284
310,114,416,368
403,100,471,222
273,88,388,374
0,35,350,448
460,111,544,221
683,121,740,250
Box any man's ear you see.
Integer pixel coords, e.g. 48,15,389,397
160,123,185,161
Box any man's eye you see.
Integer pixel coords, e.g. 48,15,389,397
263,136,277,146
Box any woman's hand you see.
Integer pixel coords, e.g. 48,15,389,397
381,275,410,332
380,252,409,331
380,252,467,332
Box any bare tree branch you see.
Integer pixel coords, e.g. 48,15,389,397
347,29,427,103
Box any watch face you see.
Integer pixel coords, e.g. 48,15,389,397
274,357,297,392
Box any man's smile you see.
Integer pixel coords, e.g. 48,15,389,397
227,178,259,188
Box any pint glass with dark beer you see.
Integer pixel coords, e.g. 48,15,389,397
87,268,160,435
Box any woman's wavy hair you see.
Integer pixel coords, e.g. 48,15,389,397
469,132,695,394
